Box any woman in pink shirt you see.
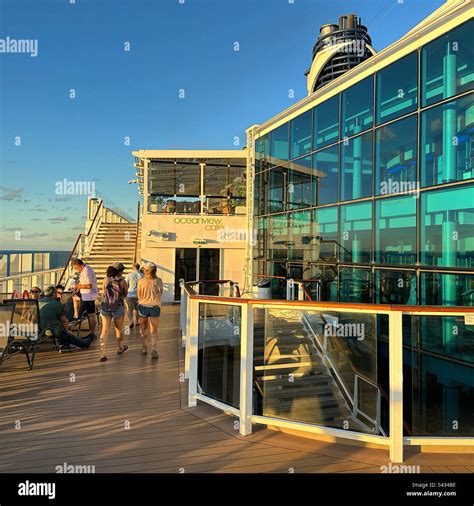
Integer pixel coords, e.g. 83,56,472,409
137,263,163,359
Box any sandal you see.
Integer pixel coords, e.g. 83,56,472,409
140,348,148,355
117,344,129,355
99,356,108,362
151,350,159,360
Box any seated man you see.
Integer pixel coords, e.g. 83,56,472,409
39,286,94,353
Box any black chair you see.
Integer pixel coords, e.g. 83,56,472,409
0,292,14,304
0,300,55,370
61,291,101,336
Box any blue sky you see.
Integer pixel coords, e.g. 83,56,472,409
0,0,444,250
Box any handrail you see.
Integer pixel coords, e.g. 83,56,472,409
133,201,141,264
58,200,104,285
0,267,63,283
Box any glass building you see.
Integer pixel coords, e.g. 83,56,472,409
248,9,473,437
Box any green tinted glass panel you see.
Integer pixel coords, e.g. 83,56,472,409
340,201,372,263
376,115,418,196
375,270,417,304
313,145,339,205
375,196,417,265
268,168,285,213
341,131,373,201
290,110,312,159
288,210,312,261
255,136,268,172
341,76,374,137
313,206,338,260
420,184,474,267
288,156,312,209
339,267,373,303
421,272,474,307
313,94,339,149
421,19,474,107
376,52,418,125
270,124,289,166
269,214,289,260
421,93,474,187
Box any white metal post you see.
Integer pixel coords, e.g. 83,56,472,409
239,303,254,435
389,311,404,463
187,299,199,407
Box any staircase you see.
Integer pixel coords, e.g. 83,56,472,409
81,222,141,287
254,311,354,428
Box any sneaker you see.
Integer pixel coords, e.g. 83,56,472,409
129,323,135,329
59,345,73,353
151,350,159,360
69,317,81,324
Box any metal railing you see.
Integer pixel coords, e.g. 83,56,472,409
180,282,474,463
0,268,64,294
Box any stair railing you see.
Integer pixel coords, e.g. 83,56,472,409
302,313,382,435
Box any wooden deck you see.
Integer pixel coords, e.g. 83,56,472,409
0,305,471,474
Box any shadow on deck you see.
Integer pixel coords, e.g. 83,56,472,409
0,305,471,474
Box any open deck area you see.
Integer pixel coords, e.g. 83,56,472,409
0,305,471,474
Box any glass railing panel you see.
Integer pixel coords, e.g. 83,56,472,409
253,307,387,434
198,302,241,408
403,314,474,436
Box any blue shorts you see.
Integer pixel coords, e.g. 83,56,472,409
137,304,161,318
100,306,125,318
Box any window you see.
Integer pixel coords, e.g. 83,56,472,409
339,267,373,303
313,94,339,149
340,201,373,263
376,52,418,125
255,136,268,172
312,206,338,260
376,115,418,196
175,162,201,195
341,76,374,138
420,184,474,268
375,196,417,265
148,195,201,214
270,124,289,166
288,210,312,261
421,272,474,307
290,110,312,159
267,168,286,213
421,93,474,187
341,131,373,201
375,270,417,304
421,19,474,107
148,162,176,195
313,145,339,205
269,214,289,260
288,156,312,209
204,164,245,196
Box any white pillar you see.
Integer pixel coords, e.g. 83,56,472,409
239,303,254,435
389,311,404,463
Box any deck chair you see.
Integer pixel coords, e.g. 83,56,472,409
0,292,14,304
61,291,101,336
2,299,56,370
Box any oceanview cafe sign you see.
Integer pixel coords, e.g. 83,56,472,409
173,217,224,231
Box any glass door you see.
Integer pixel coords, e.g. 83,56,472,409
199,248,220,295
175,248,197,301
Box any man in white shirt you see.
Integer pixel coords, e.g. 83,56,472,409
124,263,143,328
71,258,99,337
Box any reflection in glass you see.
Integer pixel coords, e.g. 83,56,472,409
268,169,285,213
375,196,417,265
270,123,289,166
148,195,201,214
313,94,339,149
198,303,241,408
313,145,339,205
375,270,417,304
421,94,474,187
340,201,372,263
288,156,312,209
254,308,384,434
420,184,474,268
269,214,289,261
341,131,373,201
421,272,474,307
290,110,312,159
376,52,418,125
341,76,374,138
288,211,312,261
376,115,418,196
339,267,373,303
421,19,474,107
255,135,269,172
312,206,338,261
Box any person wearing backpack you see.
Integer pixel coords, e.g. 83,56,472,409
99,265,129,362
